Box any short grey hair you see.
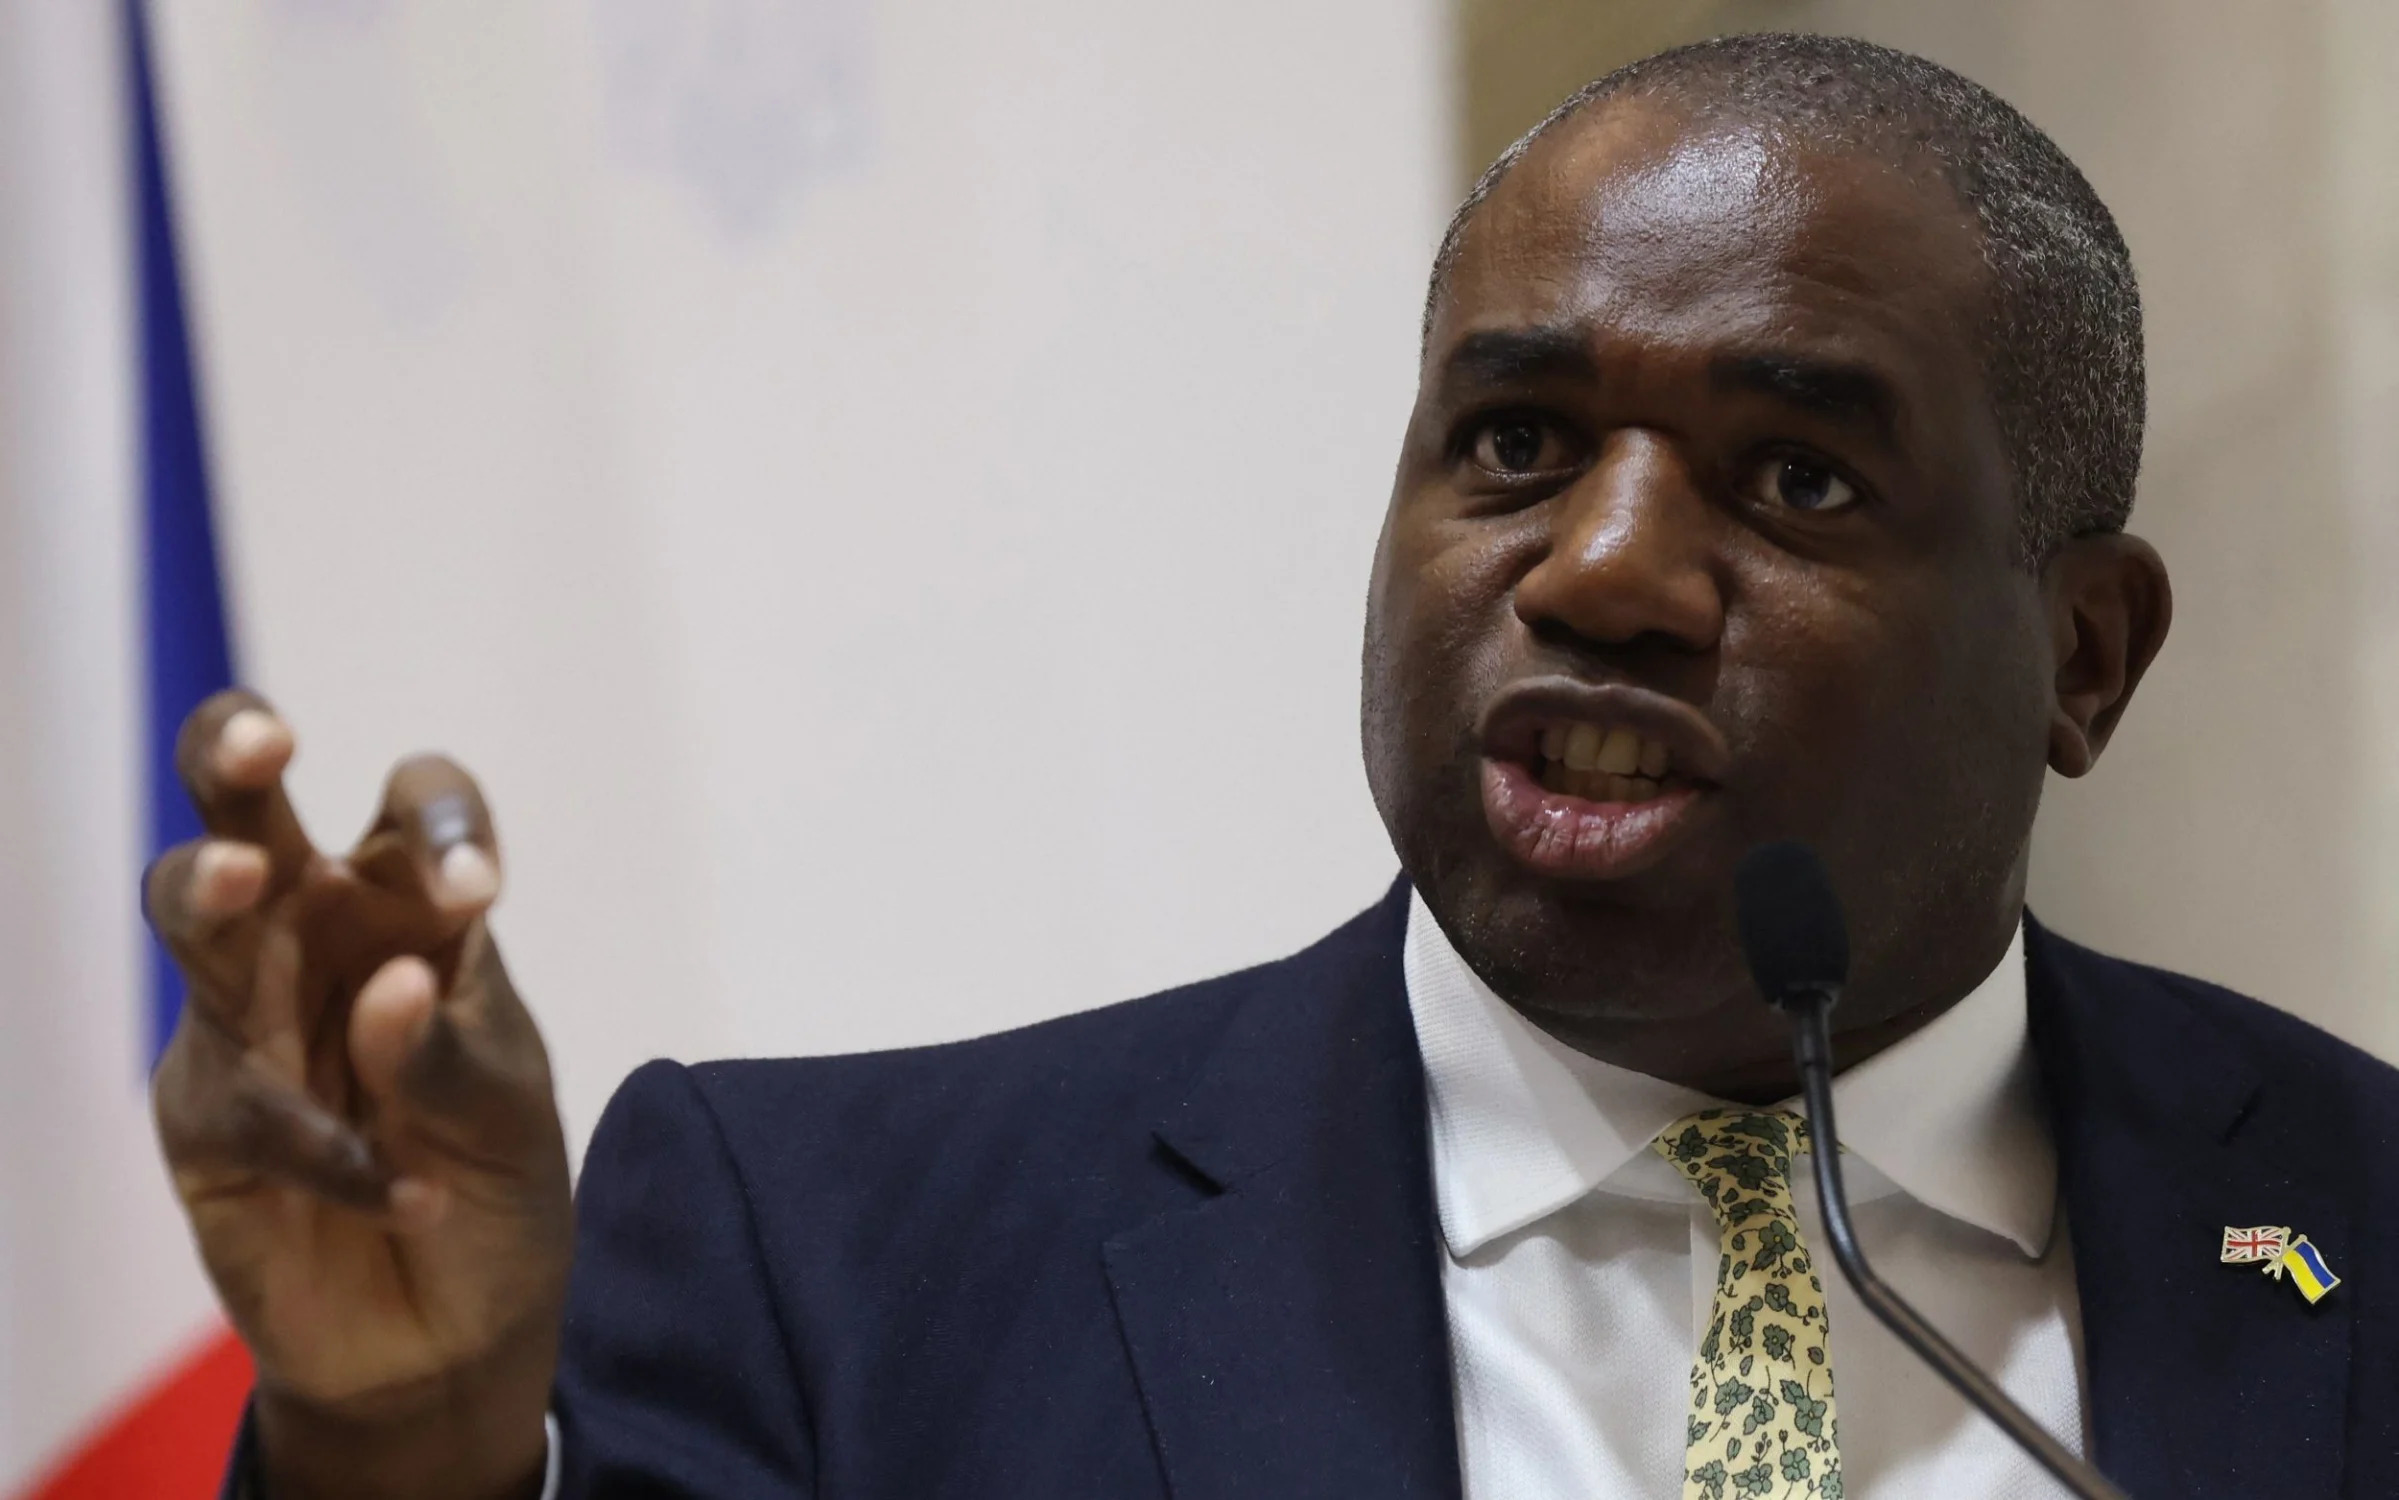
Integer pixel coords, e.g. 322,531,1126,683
1425,33,2144,563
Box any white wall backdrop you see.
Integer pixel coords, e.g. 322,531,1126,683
0,3,230,1482
150,0,1453,1165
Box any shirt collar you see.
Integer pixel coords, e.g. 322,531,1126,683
1403,889,2055,1261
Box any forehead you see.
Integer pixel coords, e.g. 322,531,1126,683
1438,100,1992,378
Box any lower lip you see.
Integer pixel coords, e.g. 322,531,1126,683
1479,758,1711,881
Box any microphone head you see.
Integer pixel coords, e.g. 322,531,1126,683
1735,841,1850,1005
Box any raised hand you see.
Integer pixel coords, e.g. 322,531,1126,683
146,690,570,1500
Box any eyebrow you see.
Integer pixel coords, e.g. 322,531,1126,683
1438,327,1599,388
1710,353,1902,444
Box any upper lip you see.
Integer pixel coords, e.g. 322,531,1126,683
1477,677,1733,784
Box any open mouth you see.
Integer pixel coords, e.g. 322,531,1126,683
1476,684,1729,880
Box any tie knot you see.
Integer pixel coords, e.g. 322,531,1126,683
1652,1109,1810,1229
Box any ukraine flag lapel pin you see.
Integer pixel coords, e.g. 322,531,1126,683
2224,1224,2341,1304
2270,1235,2342,1305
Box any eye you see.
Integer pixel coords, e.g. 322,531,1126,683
1467,416,1576,477
1748,454,1860,514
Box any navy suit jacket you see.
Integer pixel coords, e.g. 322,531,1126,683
545,883,2399,1497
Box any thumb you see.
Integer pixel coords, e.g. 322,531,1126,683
349,923,564,1191
350,951,439,1106
348,952,454,1231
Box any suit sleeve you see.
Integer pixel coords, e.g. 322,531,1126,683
554,1058,816,1497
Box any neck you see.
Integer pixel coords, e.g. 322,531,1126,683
1688,989,1966,1103
1508,914,2023,1103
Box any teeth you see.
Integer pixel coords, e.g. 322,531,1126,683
1563,723,1603,772
1539,722,1674,783
1597,727,1641,775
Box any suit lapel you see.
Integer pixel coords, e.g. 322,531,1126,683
1102,897,2367,1499
1103,883,1462,1500
2028,919,2354,1497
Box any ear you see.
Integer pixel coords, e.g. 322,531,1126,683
2042,534,2172,777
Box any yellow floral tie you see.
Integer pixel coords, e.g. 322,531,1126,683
1652,1109,1843,1500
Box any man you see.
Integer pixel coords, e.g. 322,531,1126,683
147,33,2399,1500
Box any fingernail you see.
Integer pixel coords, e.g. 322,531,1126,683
216,709,291,776
192,841,267,913
438,843,500,908
422,795,475,851
388,1177,449,1232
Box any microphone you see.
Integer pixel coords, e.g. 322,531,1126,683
1734,842,2133,1500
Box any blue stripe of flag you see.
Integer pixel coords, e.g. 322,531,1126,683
2293,1237,2338,1290
130,0,236,1070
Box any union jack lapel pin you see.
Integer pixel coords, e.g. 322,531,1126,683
2221,1225,2288,1264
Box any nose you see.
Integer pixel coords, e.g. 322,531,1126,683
1513,428,1726,655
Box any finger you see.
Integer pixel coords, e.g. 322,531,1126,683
353,926,560,1166
247,894,310,1072
191,839,272,917
143,840,265,945
386,1176,451,1233
221,1068,392,1210
155,1022,392,1211
349,753,501,923
349,952,438,1106
142,840,271,1016
173,690,315,878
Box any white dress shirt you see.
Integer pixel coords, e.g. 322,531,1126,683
1404,890,2088,1499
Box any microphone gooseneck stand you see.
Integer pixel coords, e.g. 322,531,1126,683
1782,985,2133,1500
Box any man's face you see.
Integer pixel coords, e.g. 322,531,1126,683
1364,102,2058,1093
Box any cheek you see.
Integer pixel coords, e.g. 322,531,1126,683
1374,511,1519,681
1721,569,1969,813
1721,562,2049,855
1425,533,1538,726
1364,513,1530,791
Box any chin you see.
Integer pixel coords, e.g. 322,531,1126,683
1422,860,1755,1025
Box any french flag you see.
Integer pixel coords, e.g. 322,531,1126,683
4,3,249,1494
